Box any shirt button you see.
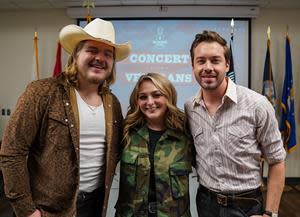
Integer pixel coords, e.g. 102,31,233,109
70,124,74,128
108,104,111,107
65,119,68,122
105,185,108,189
65,102,70,106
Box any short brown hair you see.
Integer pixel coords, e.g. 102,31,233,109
190,30,230,66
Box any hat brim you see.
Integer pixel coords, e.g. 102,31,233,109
59,24,131,62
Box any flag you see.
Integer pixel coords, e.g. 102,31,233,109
262,32,276,109
227,34,236,82
53,41,62,77
32,31,40,80
83,0,94,23
280,35,297,153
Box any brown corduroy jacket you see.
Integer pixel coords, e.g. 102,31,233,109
0,74,123,217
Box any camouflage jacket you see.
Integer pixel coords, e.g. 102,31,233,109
115,125,193,217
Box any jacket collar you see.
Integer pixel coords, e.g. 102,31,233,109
135,124,182,141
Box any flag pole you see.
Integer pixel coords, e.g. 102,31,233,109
230,18,234,36
227,18,236,82
33,31,40,80
83,0,95,23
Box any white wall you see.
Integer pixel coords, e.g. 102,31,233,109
0,9,72,136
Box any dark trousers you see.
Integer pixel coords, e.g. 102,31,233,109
196,185,263,217
76,187,104,217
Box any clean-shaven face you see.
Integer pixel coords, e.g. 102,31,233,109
192,41,229,90
76,40,114,85
137,80,168,127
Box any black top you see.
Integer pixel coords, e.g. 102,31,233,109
147,127,165,204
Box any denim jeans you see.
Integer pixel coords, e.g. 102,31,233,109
76,187,104,217
196,186,264,217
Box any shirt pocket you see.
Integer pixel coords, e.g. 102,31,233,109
120,150,139,188
169,161,192,199
192,127,204,143
47,110,70,150
117,151,140,213
227,126,253,154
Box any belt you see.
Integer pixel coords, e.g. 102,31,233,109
199,185,261,207
148,201,157,214
77,187,103,203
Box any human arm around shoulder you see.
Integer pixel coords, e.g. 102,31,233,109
0,82,46,217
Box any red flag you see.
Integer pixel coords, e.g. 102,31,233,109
53,41,62,77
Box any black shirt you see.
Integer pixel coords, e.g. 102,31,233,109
147,127,165,203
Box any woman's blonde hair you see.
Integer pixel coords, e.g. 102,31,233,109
123,72,186,146
63,40,116,88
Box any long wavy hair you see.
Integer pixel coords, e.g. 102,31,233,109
63,40,116,88
123,72,186,146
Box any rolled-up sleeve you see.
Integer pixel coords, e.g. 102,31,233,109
256,97,286,164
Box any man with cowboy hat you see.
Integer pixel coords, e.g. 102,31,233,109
0,18,131,217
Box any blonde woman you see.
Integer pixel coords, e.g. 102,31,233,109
115,73,193,217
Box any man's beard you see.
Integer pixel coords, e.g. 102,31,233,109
88,76,106,85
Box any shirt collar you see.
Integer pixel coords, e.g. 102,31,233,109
192,77,238,106
135,124,182,141
193,89,202,105
225,78,237,104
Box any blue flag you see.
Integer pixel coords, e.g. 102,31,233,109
262,37,276,108
280,35,297,153
227,35,236,82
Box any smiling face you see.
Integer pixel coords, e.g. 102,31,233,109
76,40,114,86
137,80,168,129
192,41,229,92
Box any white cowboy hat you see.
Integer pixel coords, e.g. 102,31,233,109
59,18,131,62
